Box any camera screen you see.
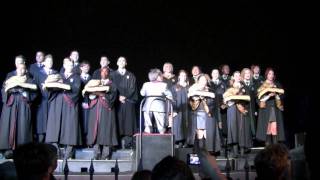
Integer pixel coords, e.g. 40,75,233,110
187,153,200,165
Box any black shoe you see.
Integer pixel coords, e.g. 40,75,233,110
166,128,172,133
101,146,110,160
101,153,112,160
4,150,13,159
182,144,189,148
245,148,251,154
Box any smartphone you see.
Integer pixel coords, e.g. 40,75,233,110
187,153,200,165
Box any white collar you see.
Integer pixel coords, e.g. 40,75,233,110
65,73,72,78
118,68,126,75
222,74,228,79
81,73,89,78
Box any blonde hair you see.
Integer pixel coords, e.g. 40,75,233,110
240,68,252,80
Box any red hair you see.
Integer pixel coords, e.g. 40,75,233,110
264,67,276,81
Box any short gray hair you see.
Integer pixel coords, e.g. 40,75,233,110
148,68,162,81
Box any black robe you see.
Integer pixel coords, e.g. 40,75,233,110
34,69,58,135
29,62,43,79
220,75,231,88
256,82,285,142
5,71,18,80
225,86,253,148
209,80,227,137
189,75,200,86
171,84,189,142
242,81,257,137
80,74,91,139
226,103,252,148
252,75,264,90
0,76,37,150
45,73,82,145
112,70,138,136
86,82,118,146
163,75,177,89
187,95,221,152
252,75,264,120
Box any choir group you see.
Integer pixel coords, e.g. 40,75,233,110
0,50,285,159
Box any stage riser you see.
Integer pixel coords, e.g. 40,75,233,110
53,172,257,180
75,149,134,160
55,160,133,173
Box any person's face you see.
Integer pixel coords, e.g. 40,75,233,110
16,64,26,76
234,72,241,82
163,64,172,74
198,76,207,88
244,69,251,80
15,57,24,67
100,57,109,67
44,58,53,69
64,61,73,73
211,70,219,80
178,72,187,82
36,52,44,63
101,68,109,79
191,66,200,76
70,51,79,62
222,65,230,75
80,64,90,74
253,66,260,74
267,70,275,81
117,57,127,69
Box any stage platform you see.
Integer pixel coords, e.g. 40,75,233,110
52,172,257,180
1,147,261,179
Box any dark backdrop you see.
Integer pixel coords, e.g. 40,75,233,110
0,1,311,148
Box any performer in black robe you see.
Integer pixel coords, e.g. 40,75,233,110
256,68,285,145
224,71,252,157
79,61,91,145
251,65,264,90
187,74,221,153
45,58,82,159
34,55,58,142
162,62,177,88
92,56,113,79
0,64,37,156
86,67,118,160
209,69,227,146
171,70,189,147
5,55,26,79
241,68,257,142
60,51,81,75
189,65,201,86
28,52,45,141
251,65,264,127
219,64,231,88
28,51,44,78
112,57,138,149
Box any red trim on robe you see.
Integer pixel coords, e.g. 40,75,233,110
63,94,75,107
91,96,111,143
